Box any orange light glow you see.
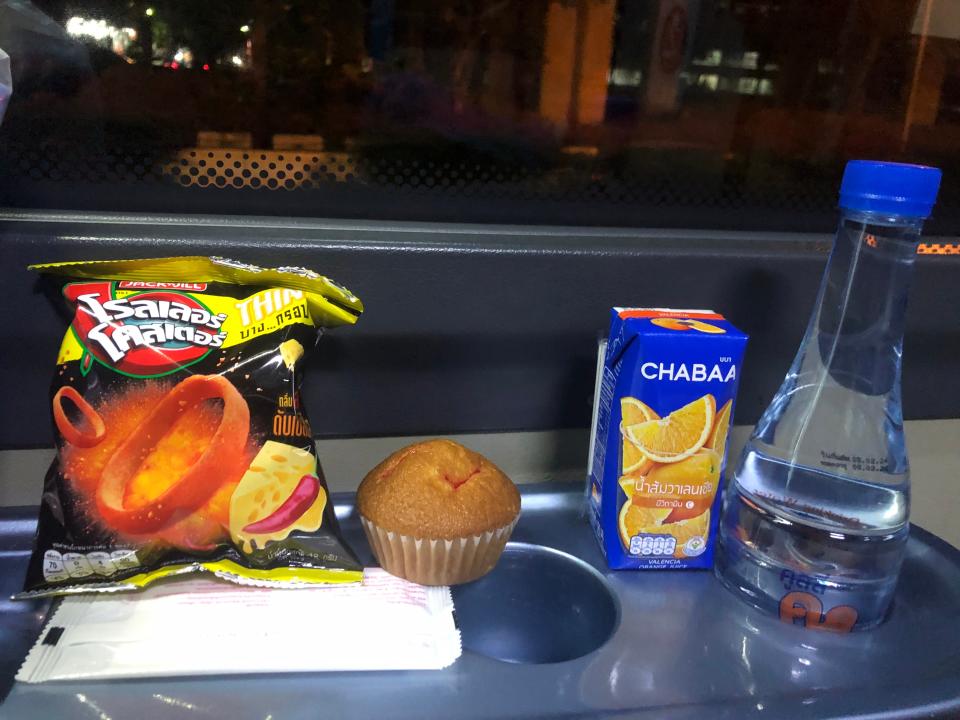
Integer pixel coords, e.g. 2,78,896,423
918,243,960,255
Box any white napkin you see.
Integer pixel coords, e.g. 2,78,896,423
17,569,461,682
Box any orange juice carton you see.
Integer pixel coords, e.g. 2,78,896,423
587,308,748,569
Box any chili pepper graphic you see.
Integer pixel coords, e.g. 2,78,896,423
243,474,321,534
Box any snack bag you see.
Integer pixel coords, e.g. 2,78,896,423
17,257,365,598
587,308,748,569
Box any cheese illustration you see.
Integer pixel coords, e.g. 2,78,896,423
229,440,326,553
279,339,304,370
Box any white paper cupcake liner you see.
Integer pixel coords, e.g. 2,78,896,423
360,515,519,586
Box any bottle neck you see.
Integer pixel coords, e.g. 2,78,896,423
812,211,923,396
839,208,925,236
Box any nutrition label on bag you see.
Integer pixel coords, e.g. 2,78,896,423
43,549,140,582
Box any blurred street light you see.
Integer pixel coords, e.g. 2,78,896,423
240,24,250,33
145,7,154,17
66,16,112,40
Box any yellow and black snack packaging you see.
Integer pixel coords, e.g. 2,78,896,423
17,256,364,597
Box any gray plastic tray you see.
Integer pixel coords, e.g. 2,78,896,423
1,484,959,719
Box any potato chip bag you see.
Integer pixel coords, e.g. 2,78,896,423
17,257,364,597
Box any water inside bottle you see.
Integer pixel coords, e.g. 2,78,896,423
717,450,909,632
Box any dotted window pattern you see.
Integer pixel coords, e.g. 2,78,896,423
918,243,960,255
2,139,847,213
8,140,960,237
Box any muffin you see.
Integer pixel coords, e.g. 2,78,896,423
357,439,521,585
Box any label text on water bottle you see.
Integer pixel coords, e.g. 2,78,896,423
779,591,858,633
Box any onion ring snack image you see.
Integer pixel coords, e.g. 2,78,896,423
17,257,364,597
52,386,106,448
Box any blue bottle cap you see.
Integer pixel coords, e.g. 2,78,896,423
839,160,942,218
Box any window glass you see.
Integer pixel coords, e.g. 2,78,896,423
1,0,958,233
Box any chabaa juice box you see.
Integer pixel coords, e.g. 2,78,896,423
587,308,748,569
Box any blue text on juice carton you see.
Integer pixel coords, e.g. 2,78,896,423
587,308,748,569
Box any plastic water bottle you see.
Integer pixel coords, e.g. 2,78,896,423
716,161,942,632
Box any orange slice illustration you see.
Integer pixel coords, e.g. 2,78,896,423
624,394,715,463
706,399,732,453
620,397,658,474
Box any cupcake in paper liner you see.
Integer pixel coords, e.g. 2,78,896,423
357,439,521,586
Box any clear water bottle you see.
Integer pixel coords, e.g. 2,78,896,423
716,161,942,632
